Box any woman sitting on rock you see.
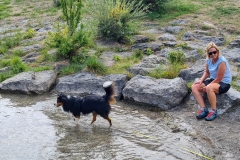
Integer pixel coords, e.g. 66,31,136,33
191,42,232,121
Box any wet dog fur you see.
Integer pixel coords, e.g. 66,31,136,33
55,81,117,127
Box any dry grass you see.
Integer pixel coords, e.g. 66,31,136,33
186,0,240,34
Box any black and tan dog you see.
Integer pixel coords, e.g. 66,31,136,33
55,81,117,127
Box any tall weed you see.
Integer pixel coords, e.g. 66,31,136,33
10,56,28,74
86,56,107,75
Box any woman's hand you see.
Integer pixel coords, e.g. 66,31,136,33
201,86,206,92
194,79,203,85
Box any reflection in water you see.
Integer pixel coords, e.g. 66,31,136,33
53,101,206,160
0,93,208,160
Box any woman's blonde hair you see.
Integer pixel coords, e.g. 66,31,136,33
206,42,221,60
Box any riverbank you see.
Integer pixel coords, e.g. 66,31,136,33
0,1,240,159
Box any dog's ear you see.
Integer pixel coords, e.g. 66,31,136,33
57,93,66,98
58,95,68,103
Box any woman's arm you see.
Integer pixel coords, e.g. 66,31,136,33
200,64,210,81
212,62,226,83
194,64,210,84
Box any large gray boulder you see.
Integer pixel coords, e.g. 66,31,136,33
131,42,163,53
127,55,167,76
122,75,188,110
228,36,240,48
0,70,56,94
56,72,128,99
182,31,225,46
221,48,240,63
179,59,206,82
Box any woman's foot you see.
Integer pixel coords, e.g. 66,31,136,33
196,108,209,119
205,110,218,121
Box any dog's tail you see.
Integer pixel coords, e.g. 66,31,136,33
103,81,117,105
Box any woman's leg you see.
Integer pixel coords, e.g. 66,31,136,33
191,83,207,108
206,83,220,110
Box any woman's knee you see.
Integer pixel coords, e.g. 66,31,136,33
191,84,199,92
206,84,218,93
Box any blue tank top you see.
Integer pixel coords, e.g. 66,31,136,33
207,56,232,84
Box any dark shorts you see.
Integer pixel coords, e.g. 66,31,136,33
203,78,231,94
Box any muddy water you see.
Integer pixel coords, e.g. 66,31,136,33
0,93,210,160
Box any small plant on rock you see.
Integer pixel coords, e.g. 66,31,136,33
23,28,36,39
145,48,153,55
113,54,122,62
167,50,185,64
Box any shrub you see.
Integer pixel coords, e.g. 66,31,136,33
127,0,169,12
90,0,148,42
13,49,26,57
145,0,170,11
148,50,187,79
23,28,36,39
46,24,91,59
0,45,7,54
0,72,11,82
4,33,22,49
113,54,122,61
10,56,28,74
145,48,153,55
167,50,185,64
53,0,61,7
46,0,92,59
86,56,107,75
148,63,187,79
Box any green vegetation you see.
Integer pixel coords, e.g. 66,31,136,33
167,50,185,64
0,57,28,82
175,42,192,50
187,81,193,93
148,63,187,79
148,0,199,21
10,56,28,74
0,0,11,20
148,50,187,79
86,56,107,75
107,50,144,77
89,0,148,42
145,48,154,55
45,23,91,59
23,28,36,39
46,0,92,59
12,50,26,57
140,0,170,12
0,0,240,85
113,54,122,62
60,0,83,36
0,29,37,55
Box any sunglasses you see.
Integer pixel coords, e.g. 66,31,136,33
208,51,217,55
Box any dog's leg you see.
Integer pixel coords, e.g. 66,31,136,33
69,112,73,120
102,116,112,127
75,116,80,124
91,112,97,124
106,117,112,127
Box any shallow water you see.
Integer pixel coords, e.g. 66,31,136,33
0,93,209,160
